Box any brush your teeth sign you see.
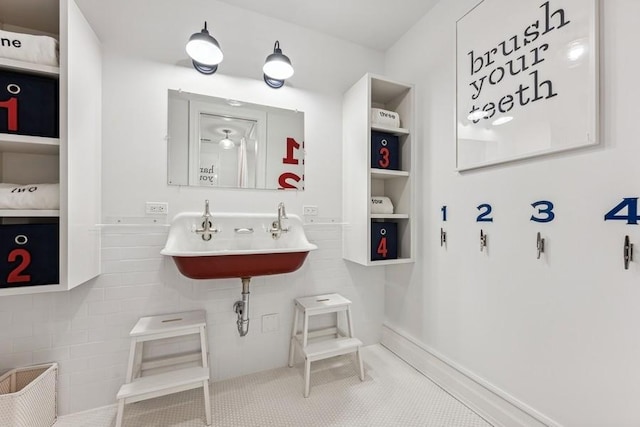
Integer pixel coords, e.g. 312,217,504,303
455,0,598,170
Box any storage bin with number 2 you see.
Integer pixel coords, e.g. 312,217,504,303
0,224,59,288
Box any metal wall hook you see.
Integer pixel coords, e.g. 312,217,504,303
440,228,447,247
480,229,487,252
536,232,545,259
624,235,634,270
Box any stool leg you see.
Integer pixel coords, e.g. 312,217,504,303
115,398,125,427
199,326,209,368
203,380,212,426
304,357,311,398
346,306,364,380
356,347,365,381
132,342,143,379
346,307,355,338
288,306,299,367
302,312,309,348
125,339,139,382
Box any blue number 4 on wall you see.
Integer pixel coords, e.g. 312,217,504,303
604,197,640,225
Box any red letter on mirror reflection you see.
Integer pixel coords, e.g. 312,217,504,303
278,172,301,189
283,138,301,165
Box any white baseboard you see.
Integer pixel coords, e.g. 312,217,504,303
380,324,561,427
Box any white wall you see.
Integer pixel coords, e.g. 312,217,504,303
0,0,387,415
384,1,640,426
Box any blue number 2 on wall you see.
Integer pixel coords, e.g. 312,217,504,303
530,200,555,223
476,204,493,222
604,197,639,224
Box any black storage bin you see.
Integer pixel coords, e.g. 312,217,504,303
0,70,59,138
371,221,397,261
0,223,59,288
371,131,399,170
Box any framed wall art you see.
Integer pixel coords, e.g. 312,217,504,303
456,0,599,171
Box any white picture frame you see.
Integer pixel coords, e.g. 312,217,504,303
455,0,599,171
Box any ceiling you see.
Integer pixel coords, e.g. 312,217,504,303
1,0,438,51
215,0,439,50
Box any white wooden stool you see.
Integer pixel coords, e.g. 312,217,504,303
115,310,211,427
288,293,364,397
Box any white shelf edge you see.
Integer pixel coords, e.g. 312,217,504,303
0,283,63,296
0,209,60,217
370,214,409,219
371,124,410,135
0,134,60,155
0,58,60,77
369,257,414,266
370,169,410,179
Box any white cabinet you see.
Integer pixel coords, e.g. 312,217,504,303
0,0,101,295
342,74,415,266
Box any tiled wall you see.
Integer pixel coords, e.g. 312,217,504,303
0,223,384,415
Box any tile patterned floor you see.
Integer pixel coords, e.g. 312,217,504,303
54,345,492,426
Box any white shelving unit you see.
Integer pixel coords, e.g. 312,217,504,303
342,73,415,266
0,0,102,296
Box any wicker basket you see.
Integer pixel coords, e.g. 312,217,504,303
0,363,57,427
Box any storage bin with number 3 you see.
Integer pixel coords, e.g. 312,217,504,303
371,222,397,261
0,224,59,287
370,131,399,170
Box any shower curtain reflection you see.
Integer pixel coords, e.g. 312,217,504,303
198,114,258,188
237,137,249,188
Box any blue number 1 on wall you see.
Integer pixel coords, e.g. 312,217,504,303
441,205,447,222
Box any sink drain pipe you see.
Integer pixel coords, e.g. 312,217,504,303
234,277,251,336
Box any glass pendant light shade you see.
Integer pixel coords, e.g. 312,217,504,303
263,41,294,88
186,22,223,74
219,130,235,150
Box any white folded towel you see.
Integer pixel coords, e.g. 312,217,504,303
371,108,400,128
371,196,394,214
0,29,59,67
0,183,60,210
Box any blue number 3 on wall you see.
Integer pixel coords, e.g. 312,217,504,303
530,200,555,223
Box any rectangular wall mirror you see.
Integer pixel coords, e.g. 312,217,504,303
167,90,305,190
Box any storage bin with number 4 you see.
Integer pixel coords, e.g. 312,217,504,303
371,221,397,261
0,224,59,288
371,131,399,170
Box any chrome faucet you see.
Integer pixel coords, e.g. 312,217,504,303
195,199,219,241
269,202,289,239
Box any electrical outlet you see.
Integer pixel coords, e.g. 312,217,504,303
262,313,279,333
145,202,168,215
303,205,318,216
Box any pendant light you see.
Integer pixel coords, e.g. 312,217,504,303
263,41,294,88
219,130,235,150
186,21,223,74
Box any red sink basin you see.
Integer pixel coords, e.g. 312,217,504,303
171,251,311,280
161,212,317,280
